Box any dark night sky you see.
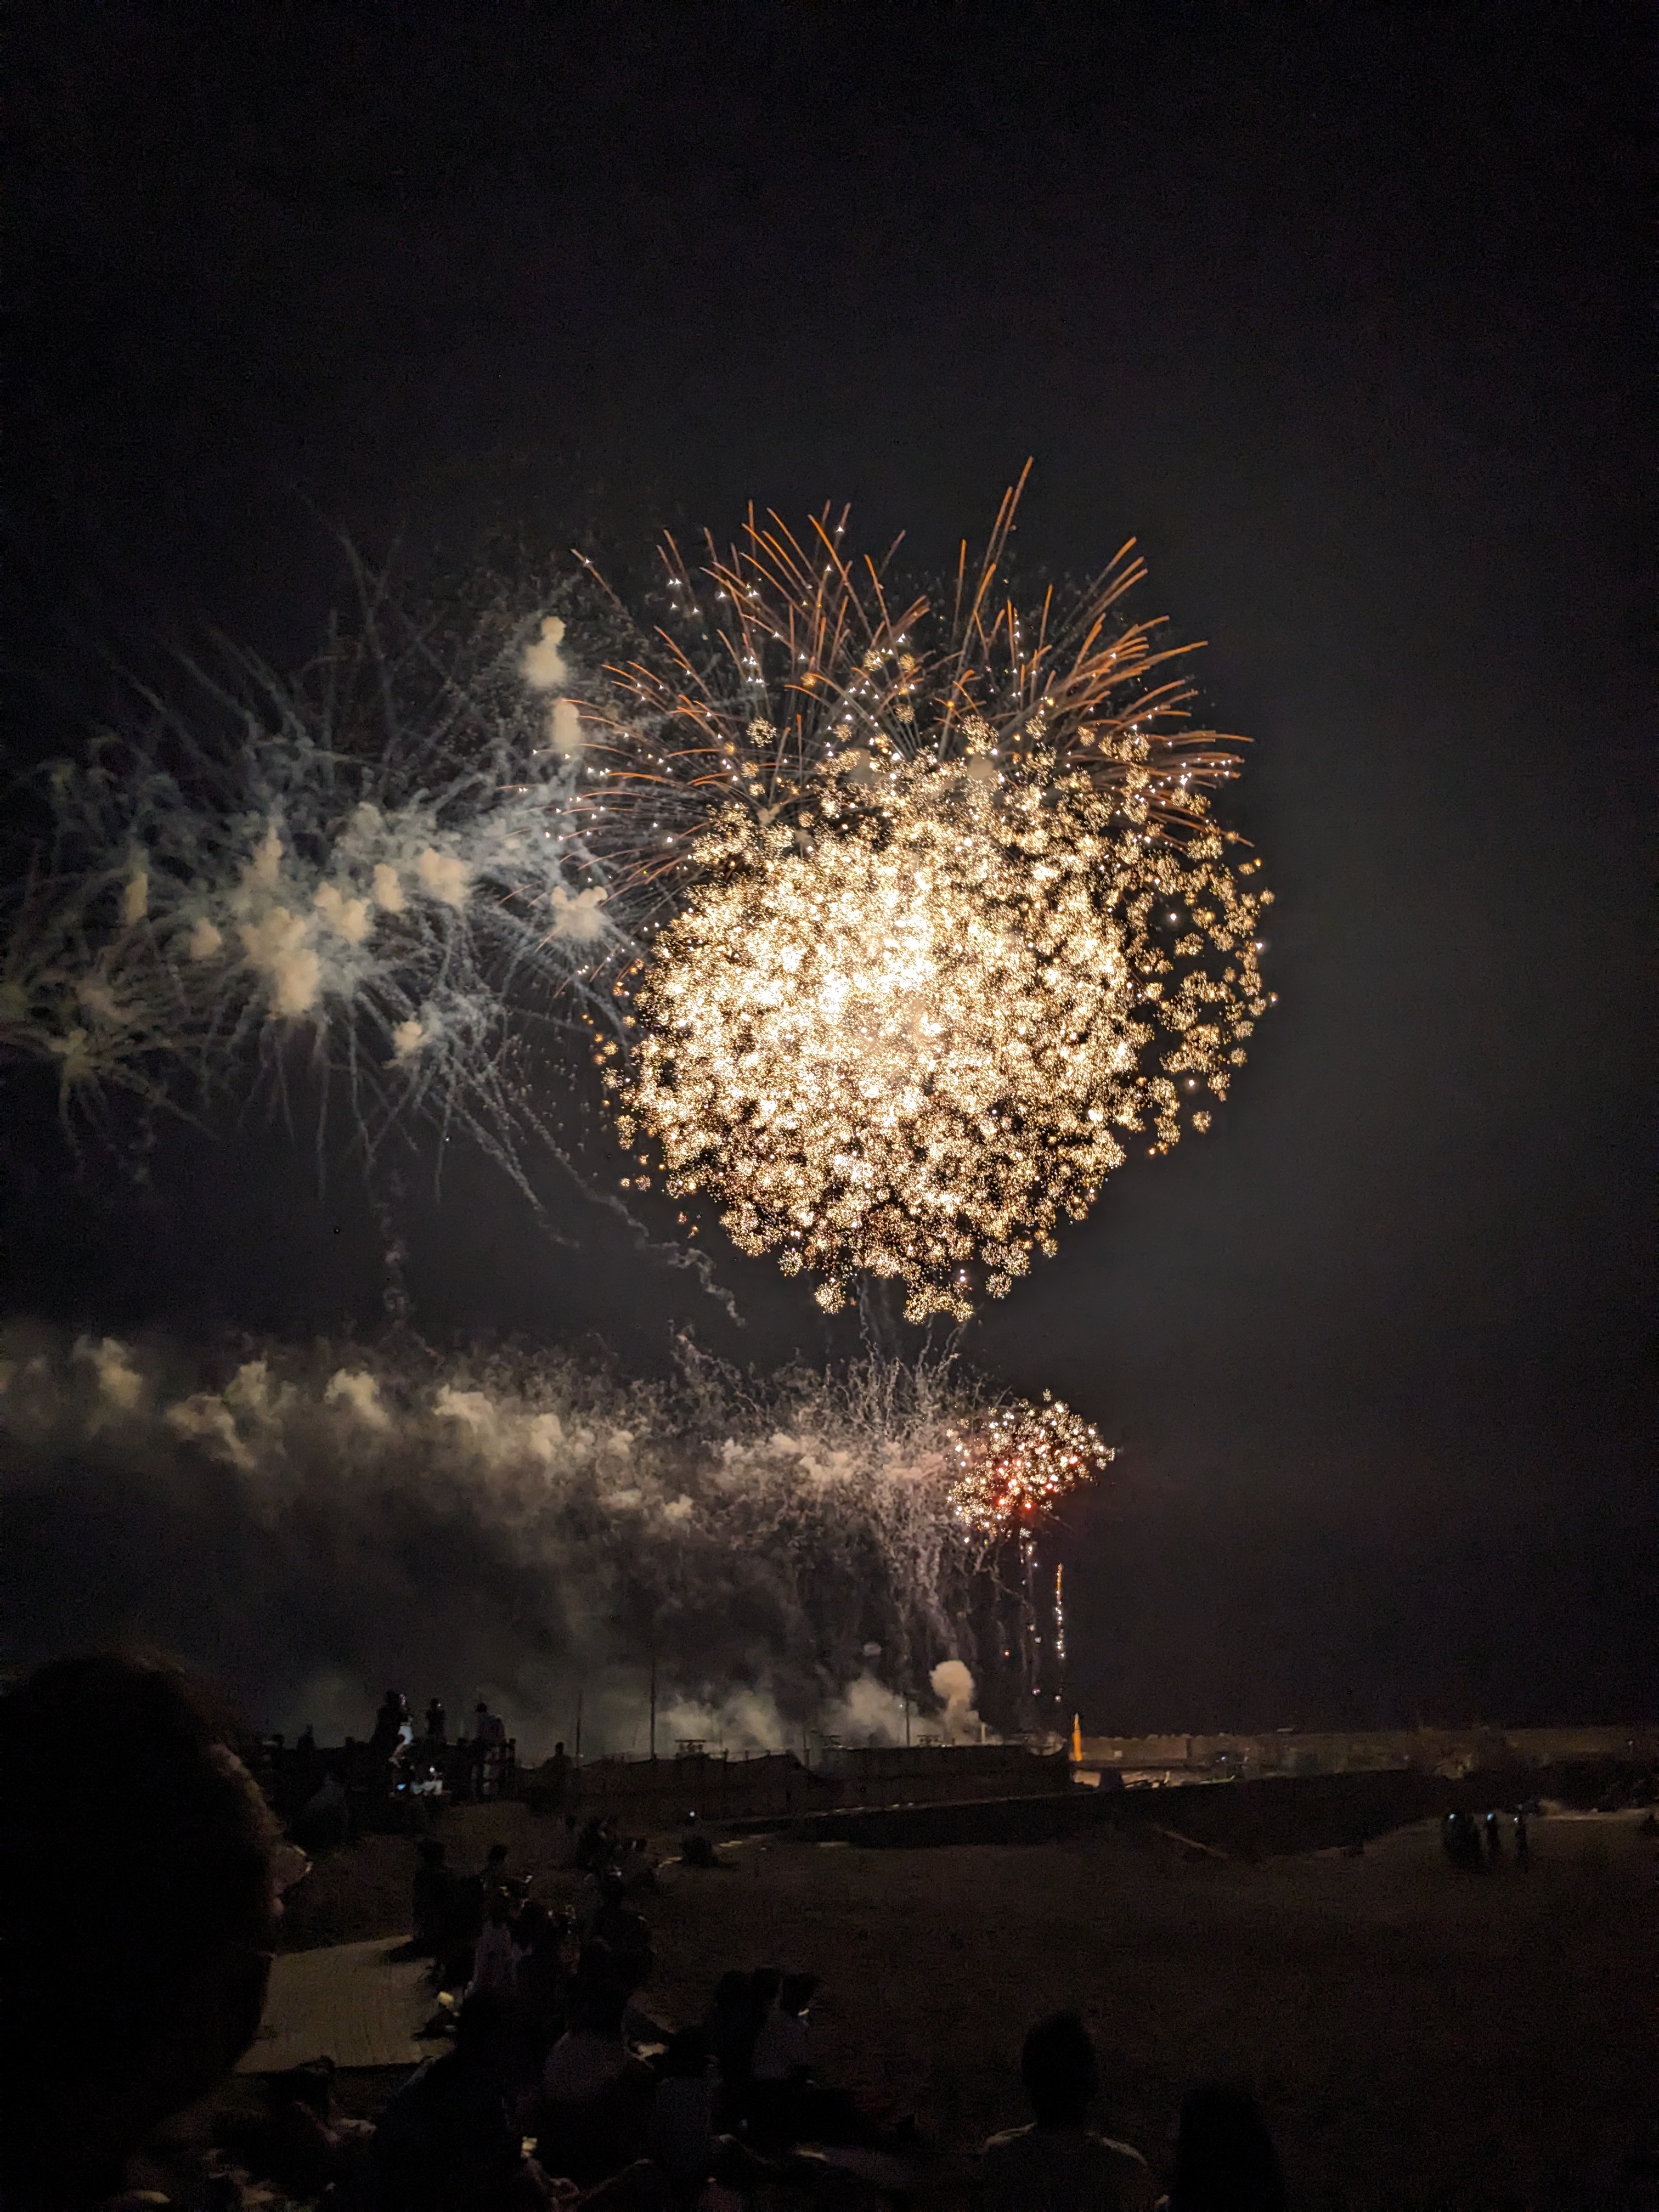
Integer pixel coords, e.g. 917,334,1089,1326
6,2,1652,1729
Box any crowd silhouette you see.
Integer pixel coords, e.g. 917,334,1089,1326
1,1656,1295,2211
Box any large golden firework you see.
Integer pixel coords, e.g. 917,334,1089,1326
589,473,1273,1319
947,1391,1113,1535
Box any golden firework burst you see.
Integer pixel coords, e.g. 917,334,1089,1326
947,1391,1113,1534
589,475,1273,1319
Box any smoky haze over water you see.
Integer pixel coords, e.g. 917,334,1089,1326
4,4,1651,1731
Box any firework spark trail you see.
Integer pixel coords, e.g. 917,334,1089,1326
1,568,635,1185
0,1325,1098,1750
581,475,1276,1318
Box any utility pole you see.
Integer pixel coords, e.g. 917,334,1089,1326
648,1650,657,1760
574,1681,584,1764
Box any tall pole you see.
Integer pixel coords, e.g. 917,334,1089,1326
574,1681,584,1764
648,1650,657,1761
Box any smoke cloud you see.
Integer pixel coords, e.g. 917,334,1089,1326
2,1324,998,1758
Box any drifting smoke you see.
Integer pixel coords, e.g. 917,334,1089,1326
0,565,640,1193
0,1324,1037,1756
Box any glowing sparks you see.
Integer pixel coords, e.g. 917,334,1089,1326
946,1391,1113,1535
597,477,1273,1319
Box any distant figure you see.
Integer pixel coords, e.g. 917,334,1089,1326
471,1700,507,1801
680,1809,719,1869
1485,1809,1505,1864
544,1738,572,1810
980,2011,1157,2212
0,1653,282,2210
425,1696,447,1744
373,1688,410,1756
296,1722,317,1758
1514,1807,1530,1867
1168,2081,1286,2212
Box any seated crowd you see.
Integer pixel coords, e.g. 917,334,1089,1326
1,1654,1286,2212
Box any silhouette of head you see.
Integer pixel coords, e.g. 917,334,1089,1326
1,1652,280,2203
1020,2011,1099,2128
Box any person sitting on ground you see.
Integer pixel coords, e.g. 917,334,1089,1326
751,1971,815,2086
1166,2081,1285,2212
592,1868,653,1982
980,2011,1157,2212
679,1810,720,1870
514,1902,572,2050
704,1970,759,2108
576,1813,607,1871
369,1986,549,2211
0,1651,285,2212
748,1971,818,2146
481,1838,513,1901
538,1979,651,2186
618,1833,657,1892
261,2056,375,2199
646,2027,716,2196
470,1891,522,1997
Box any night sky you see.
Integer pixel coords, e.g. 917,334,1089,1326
7,3,1651,1729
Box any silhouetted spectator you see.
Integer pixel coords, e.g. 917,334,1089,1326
704,1970,759,2105
472,1701,508,1799
980,2012,1156,2211
592,1869,653,1987
1485,1808,1505,1863
1168,2081,1286,2212
538,1980,647,2185
296,1721,317,1758
544,1739,572,1811
1514,1806,1531,1866
470,1893,521,1996
0,1652,283,2210
647,2028,716,2193
481,1838,513,1901
680,1810,719,1869
426,1696,448,1744
373,1688,411,1757
369,1987,545,2211
749,1971,818,2146
262,2056,375,2198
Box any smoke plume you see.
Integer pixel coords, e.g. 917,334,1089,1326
1,1323,997,1757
